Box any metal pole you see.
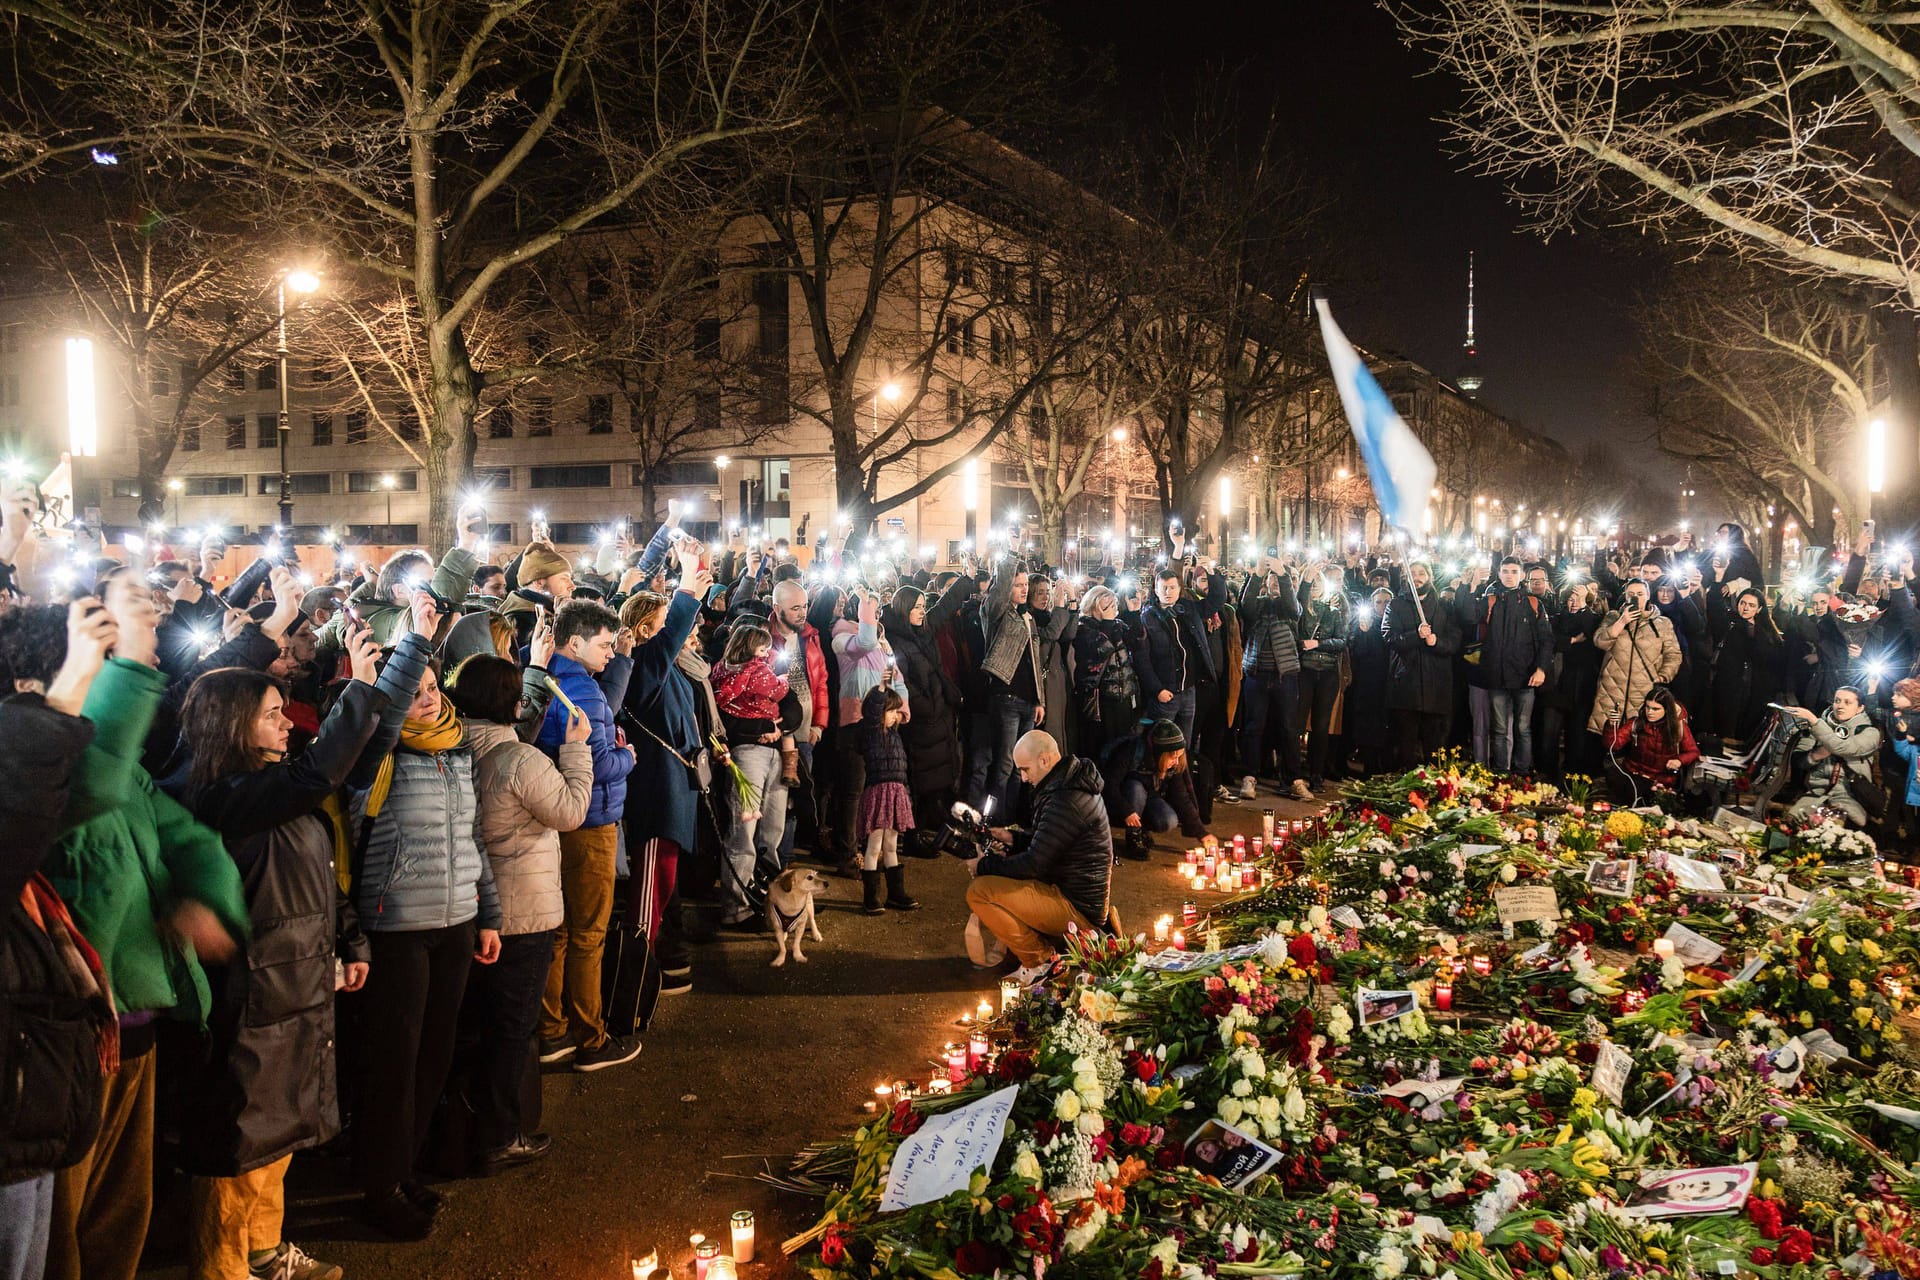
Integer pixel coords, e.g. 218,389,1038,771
275,280,293,530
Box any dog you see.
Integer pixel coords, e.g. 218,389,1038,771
766,866,830,966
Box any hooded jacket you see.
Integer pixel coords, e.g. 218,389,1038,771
464,719,592,936
1588,609,1682,733
1461,583,1553,691
975,756,1112,928
1382,585,1460,716
885,595,967,796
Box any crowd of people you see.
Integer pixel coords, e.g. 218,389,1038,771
0,488,1915,1280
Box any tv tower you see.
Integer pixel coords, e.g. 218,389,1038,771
1457,251,1483,397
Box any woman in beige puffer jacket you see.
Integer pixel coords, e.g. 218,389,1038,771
1587,581,1683,734
445,655,593,1162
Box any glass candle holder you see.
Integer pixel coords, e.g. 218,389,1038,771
731,1211,755,1264
694,1238,719,1280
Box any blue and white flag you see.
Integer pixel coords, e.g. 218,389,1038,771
1315,298,1435,535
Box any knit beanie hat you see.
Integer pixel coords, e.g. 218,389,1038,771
518,541,570,586
1149,719,1186,751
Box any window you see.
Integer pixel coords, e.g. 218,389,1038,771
694,388,720,432
397,407,421,442
944,316,962,355
546,522,603,545
257,413,277,449
347,470,418,493
225,415,247,449
530,464,611,490
471,466,513,491
963,318,978,359
634,461,715,487
224,363,244,392
946,383,962,425
149,363,171,397
989,261,1014,301
309,359,334,385
486,405,514,439
527,397,552,438
257,361,278,391
942,247,959,283
258,473,330,495
310,413,332,447
753,272,787,358
186,475,244,497
180,422,200,451
989,323,1010,367
693,318,721,360
110,477,142,499
586,394,613,434
359,524,419,544
345,411,367,445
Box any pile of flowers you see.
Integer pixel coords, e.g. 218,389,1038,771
777,760,1920,1280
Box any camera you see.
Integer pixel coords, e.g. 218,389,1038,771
932,800,997,859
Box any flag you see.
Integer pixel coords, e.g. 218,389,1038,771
1315,298,1436,535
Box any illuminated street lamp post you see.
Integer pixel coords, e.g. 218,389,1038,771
274,268,321,530
167,476,183,531
715,455,732,535
379,472,396,530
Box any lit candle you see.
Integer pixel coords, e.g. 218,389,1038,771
1000,979,1021,1013
1153,915,1171,943
1185,847,1200,865
1202,851,1217,877
1471,954,1492,977
694,1237,719,1280
892,1078,914,1099
967,1032,989,1070
945,1042,967,1083
709,1258,738,1280
958,1012,972,1028
873,1083,894,1109
1182,900,1197,926
1652,939,1676,961
975,998,993,1022
631,1249,659,1280
1434,983,1453,1011
1172,930,1186,951
927,1077,953,1095
731,1211,756,1264
1263,808,1276,840
1240,866,1256,889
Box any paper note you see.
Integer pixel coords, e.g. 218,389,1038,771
1591,1041,1633,1107
1661,922,1725,968
1665,856,1726,893
880,1085,1019,1211
1495,885,1561,925
1328,906,1365,930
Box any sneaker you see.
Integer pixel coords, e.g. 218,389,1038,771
1011,961,1053,989
250,1241,343,1280
1212,785,1238,804
537,1035,576,1065
656,943,692,979
659,971,692,996
1238,775,1257,800
1290,778,1314,802
573,1033,643,1073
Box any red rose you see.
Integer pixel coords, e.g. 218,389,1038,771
1289,935,1320,967
821,1225,850,1267
1142,1260,1165,1280
1778,1228,1815,1266
887,1098,923,1136
1750,1248,1776,1267
954,1240,1006,1276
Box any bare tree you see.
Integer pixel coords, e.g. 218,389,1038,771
2,0,811,546
1395,0,1920,511
1640,267,1882,547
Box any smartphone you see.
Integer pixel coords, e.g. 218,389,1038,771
544,675,583,721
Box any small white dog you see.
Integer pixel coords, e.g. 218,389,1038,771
767,866,830,966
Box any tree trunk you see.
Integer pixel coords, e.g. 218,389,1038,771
1040,509,1065,564
427,324,481,550
1877,303,1920,532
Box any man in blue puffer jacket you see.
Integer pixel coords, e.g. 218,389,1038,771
533,599,637,1072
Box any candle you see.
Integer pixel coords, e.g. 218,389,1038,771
1202,851,1217,876
1435,983,1453,1011
1262,808,1276,840
1185,847,1200,865
1153,915,1171,942
1652,939,1676,961
1182,900,1197,925
892,1078,913,1099
1000,979,1021,1013
967,1032,989,1070
927,1077,953,1095
709,1258,737,1280
1471,954,1492,977
694,1237,719,1280
975,998,993,1021
945,1043,967,1083
1889,979,1905,1001
1172,930,1186,951
873,1083,894,1110
631,1249,659,1280
958,1012,971,1027
1241,867,1256,889
731,1211,756,1264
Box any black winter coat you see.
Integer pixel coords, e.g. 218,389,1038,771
1344,621,1392,749
1073,617,1142,752
1459,585,1552,691
879,613,962,796
1239,574,1302,678
1136,599,1216,698
174,681,385,1176
977,756,1112,928
859,685,911,787
1709,605,1785,742
0,698,104,1183
1383,587,1460,715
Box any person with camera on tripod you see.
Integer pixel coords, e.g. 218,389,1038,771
1587,579,1681,762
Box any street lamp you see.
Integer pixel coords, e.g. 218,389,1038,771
1868,417,1888,511
715,454,731,534
275,267,321,531
873,380,902,438
379,472,396,530
166,476,183,531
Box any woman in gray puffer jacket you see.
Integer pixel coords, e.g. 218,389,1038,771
445,655,592,1172
348,596,503,1240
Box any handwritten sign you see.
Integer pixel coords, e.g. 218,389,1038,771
1495,885,1560,925
880,1085,1018,1212
1661,922,1725,968
1591,1041,1633,1107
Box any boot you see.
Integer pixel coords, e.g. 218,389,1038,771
861,869,886,915
781,746,800,785
1119,826,1151,862
883,863,920,911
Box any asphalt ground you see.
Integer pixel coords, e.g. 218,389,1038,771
135,785,1333,1280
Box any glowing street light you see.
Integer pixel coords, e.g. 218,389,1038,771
1868,417,1888,496
65,337,96,458
274,267,322,528
715,454,732,534
379,472,397,528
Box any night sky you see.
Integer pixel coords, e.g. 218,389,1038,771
1047,0,1657,458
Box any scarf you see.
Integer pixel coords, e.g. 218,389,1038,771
20,874,119,1075
327,699,465,891
677,648,724,743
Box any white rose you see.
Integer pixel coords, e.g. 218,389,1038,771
1231,1078,1253,1098
1217,1097,1245,1124
1282,1085,1308,1125
1261,1117,1284,1140
1076,1111,1105,1135
1375,1245,1408,1279
1014,1148,1042,1181
1498,863,1518,883
1054,1090,1081,1121
1257,1094,1281,1122
1307,904,1329,931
